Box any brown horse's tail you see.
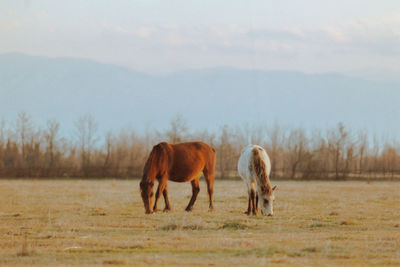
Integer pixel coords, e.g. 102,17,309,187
251,148,271,193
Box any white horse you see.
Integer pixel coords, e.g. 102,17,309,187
238,145,277,216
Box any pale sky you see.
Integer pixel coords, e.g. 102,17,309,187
1,0,400,79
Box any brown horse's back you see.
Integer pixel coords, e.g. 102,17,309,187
168,142,215,182
142,141,215,183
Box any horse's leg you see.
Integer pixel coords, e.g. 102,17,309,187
243,181,252,215
203,168,215,212
185,178,200,212
250,188,257,216
162,183,172,212
153,182,162,212
255,192,259,212
153,178,168,212
245,190,252,215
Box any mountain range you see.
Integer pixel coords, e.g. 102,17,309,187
0,53,399,136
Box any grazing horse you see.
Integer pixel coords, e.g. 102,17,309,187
140,141,216,214
238,145,277,216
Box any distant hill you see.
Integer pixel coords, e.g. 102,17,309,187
1,53,399,135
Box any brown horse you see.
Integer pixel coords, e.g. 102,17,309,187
140,141,216,214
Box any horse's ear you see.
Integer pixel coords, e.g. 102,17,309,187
272,185,277,191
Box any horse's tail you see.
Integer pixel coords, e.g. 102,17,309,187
250,147,271,193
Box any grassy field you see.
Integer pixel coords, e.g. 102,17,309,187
0,179,399,266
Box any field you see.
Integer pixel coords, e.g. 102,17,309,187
0,179,399,266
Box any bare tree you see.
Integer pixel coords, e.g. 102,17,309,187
0,119,5,148
343,144,355,179
113,129,130,177
287,128,308,179
0,119,5,173
328,123,349,180
165,114,188,143
357,130,368,175
267,122,284,178
371,135,380,178
102,131,113,177
4,138,19,176
16,112,33,162
74,114,99,177
128,131,147,177
192,129,216,147
381,146,396,178
217,125,235,178
44,119,60,176
1,111,400,180
235,124,266,149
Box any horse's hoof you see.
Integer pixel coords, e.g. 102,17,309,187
208,208,214,212
163,208,171,213
185,207,193,212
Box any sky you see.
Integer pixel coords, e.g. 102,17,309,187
1,0,400,80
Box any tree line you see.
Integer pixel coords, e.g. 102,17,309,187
0,112,399,180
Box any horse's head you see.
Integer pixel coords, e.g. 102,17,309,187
259,185,277,216
140,180,154,214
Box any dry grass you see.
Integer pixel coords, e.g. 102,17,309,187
0,179,399,266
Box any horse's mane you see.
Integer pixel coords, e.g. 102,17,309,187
251,148,272,193
141,142,169,185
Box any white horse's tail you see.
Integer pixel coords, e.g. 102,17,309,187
250,148,271,193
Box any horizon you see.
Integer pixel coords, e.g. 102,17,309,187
1,52,399,142
0,51,381,78
3,51,400,85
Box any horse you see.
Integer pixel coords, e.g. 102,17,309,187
140,141,216,214
238,145,277,216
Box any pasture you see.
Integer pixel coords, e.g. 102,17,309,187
0,179,399,266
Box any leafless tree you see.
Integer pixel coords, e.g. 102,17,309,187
0,119,5,173
165,114,188,143
192,129,216,148
357,130,368,175
343,144,355,179
371,135,380,178
267,122,284,178
16,112,33,161
328,123,350,180
1,112,400,180
44,119,60,176
217,125,235,178
102,131,113,177
0,119,5,148
287,128,308,179
74,114,99,177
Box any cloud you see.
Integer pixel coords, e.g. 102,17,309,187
320,26,348,43
247,28,305,41
36,11,49,18
115,26,129,34
320,13,400,56
123,24,303,54
2,8,400,76
92,18,400,74
135,26,156,38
